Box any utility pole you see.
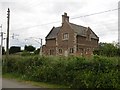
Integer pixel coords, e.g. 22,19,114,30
40,38,43,55
0,32,3,59
0,24,2,90
0,25,3,60
6,8,10,57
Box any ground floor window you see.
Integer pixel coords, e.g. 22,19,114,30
50,49,54,55
59,49,62,54
70,48,74,53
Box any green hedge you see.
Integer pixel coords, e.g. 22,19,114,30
2,55,119,88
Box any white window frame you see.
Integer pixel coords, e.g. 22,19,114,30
63,33,69,40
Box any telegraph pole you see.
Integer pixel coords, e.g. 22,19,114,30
0,32,3,59
0,25,3,60
40,38,43,55
6,8,10,57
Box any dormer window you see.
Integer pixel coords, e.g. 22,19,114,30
63,33,69,40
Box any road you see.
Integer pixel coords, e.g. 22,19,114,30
2,78,41,88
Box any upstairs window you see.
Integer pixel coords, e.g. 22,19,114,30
63,33,69,40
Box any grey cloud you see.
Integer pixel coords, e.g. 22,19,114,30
41,1,86,16
1,0,119,48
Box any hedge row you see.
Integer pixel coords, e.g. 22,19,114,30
2,55,119,88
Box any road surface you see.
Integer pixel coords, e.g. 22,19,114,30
2,78,41,88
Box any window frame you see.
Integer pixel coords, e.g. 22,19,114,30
59,48,62,54
50,49,54,55
63,33,69,40
69,48,74,53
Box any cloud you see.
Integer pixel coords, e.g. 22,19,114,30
1,0,119,48
43,2,85,16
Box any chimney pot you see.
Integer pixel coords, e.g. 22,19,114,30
62,12,69,24
64,12,67,16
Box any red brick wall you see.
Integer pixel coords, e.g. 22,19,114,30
76,35,99,56
46,39,56,47
43,21,99,56
44,39,56,55
57,21,75,56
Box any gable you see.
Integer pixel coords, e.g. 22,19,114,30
89,28,99,40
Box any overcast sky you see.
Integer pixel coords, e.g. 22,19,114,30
0,0,119,49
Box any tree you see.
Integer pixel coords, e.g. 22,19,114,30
34,48,40,54
93,42,119,57
9,46,21,54
24,45,36,52
117,48,120,56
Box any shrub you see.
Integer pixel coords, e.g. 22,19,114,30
21,51,34,56
2,55,119,88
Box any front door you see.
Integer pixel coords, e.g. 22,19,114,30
64,50,68,56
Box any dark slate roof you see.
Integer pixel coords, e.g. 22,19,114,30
46,27,61,39
70,23,87,36
46,23,99,40
70,23,99,39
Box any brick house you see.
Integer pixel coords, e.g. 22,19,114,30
42,13,99,56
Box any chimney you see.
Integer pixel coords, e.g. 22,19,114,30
62,12,69,24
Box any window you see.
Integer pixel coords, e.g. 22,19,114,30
59,49,62,54
63,33,69,40
50,49,54,55
70,48,74,53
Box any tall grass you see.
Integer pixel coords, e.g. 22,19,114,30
2,55,119,88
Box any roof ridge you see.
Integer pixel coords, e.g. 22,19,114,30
70,23,87,28
55,26,61,28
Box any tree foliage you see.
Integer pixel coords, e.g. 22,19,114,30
34,48,40,54
9,46,21,54
24,45,35,52
93,42,120,56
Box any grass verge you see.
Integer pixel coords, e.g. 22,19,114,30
2,73,69,88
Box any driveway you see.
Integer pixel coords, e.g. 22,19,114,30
2,78,41,88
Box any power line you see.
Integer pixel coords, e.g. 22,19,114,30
71,8,119,19
11,8,119,31
11,21,60,31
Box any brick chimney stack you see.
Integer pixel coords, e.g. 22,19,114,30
62,12,69,24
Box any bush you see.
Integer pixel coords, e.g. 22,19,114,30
9,46,21,54
21,51,34,56
2,55,119,88
34,48,40,54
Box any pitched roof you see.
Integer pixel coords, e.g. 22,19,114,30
46,23,99,40
70,23,87,36
69,23,99,39
46,27,61,39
